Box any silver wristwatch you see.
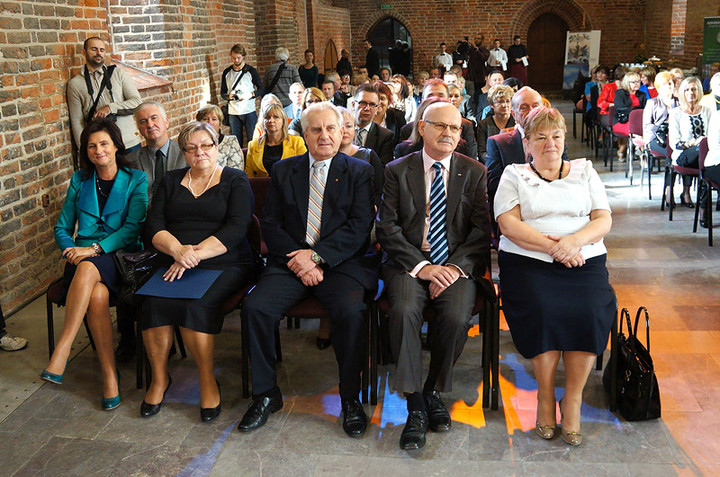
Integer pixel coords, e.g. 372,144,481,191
311,251,323,265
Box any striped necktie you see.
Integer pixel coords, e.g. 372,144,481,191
428,162,448,265
306,161,327,246
355,127,366,146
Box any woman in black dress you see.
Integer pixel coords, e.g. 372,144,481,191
140,122,254,422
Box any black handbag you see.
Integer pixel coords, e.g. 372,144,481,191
113,250,158,305
603,307,661,421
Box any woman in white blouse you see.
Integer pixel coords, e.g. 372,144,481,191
668,77,712,207
196,105,245,171
495,107,615,447
702,111,720,227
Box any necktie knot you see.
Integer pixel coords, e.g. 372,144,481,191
432,162,443,174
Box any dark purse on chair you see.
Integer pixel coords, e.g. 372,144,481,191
603,306,661,421
113,250,158,305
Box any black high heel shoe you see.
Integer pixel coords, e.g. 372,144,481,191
140,375,172,417
200,379,221,422
680,195,695,208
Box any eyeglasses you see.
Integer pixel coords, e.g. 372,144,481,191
357,100,379,109
423,120,462,134
183,143,215,153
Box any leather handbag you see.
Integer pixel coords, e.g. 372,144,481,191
603,306,661,421
113,250,158,305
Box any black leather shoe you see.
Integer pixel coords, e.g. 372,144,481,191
700,218,708,229
237,393,283,432
201,379,222,422
341,398,368,437
115,339,136,363
423,390,451,432
400,410,429,450
316,337,331,350
140,376,172,418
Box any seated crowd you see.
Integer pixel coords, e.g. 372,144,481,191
38,35,720,453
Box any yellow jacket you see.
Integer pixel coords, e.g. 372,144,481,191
245,135,307,177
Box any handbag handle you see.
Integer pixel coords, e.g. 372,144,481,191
618,307,632,336
632,306,651,353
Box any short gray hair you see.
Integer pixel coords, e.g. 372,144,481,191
177,121,218,150
134,101,167,123
300,102,343,132
275,47,290,62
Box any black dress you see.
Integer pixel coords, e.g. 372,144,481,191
141,167,254,334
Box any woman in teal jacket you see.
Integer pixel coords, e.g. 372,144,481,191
42,118,148,411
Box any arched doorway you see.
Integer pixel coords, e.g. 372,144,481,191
366,16,412,76
527,13,568,92
324,39,338,73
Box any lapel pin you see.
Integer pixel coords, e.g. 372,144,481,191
457,173,462,176
335,178,339,182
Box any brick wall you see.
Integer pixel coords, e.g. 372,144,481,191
309,0,352,75
348,0,650,79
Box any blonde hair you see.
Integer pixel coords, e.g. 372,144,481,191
621,71,641,92
302,87,325,109
677,77,703,110
195,104,224,124
654,71,674,89
523,106,567,138
488,84,514,105
260,103,289,143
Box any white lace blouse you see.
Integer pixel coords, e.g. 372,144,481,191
494,159,611,263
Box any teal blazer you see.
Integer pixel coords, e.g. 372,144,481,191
54,168,149,253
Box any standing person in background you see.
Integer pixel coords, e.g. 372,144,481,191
265,47,302,108
299,50,319,89
337,49,352,77
220,44,263,148
466,34,490,97
434,43,453,74
507,36,529,86
487,39,508,73
67,37,142,154
363,39,380,78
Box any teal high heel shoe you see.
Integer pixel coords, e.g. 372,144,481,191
40,360,68,385
102,369,121,411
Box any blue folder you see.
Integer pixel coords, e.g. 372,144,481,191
136,268,223,299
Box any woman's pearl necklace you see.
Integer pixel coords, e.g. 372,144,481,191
188,165,219,198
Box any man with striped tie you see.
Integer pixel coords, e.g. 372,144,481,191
377,102,491,450
239,102,376,438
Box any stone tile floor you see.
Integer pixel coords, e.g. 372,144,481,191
2,101,720,476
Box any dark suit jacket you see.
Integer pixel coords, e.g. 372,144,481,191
127,139,186,203
261,152,376,288
399,118,478,160
363,122,395,166
377,151,490,282
383,108,407,146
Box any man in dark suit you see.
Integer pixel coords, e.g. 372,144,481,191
238,102,375,438
486,86,568,215
128,101,187,204
352,83,395,165
377,102,491,450
363,39,380,78
399,79,478,160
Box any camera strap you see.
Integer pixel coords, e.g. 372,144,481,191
85,65,116,121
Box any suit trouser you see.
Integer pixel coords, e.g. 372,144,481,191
387,273,476,394
243,265,367,399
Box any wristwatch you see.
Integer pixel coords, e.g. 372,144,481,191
311,250,323,265
92,243,102,255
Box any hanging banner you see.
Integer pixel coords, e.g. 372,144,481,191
563,30,601,90
702,17,720,78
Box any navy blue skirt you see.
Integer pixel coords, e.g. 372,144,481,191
61,253,121,303
498,251,616,359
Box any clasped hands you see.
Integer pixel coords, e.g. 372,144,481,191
546,234,585,268
61,246,97,266
417,264,461,299
287,249,324,287
164,244,204,282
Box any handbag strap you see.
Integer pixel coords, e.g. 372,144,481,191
633,306,651,352
267,62,286,94
230,67,249,95
618,307,632,336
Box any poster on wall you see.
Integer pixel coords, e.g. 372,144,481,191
562,30,601,90
702,17,720,78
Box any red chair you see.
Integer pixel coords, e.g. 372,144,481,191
663,143,701,222
249,176,271,219
695,138,717,246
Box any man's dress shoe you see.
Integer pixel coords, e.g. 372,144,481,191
237,393,283,432
399,410,429,450
341,398,368,437
423,390,451,432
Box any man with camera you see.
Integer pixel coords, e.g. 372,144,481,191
67,37,142,153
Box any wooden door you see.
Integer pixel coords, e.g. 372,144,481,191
527,13,568,92
324,39,338,72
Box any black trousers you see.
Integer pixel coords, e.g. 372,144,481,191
386,273,477,394
243,265,367,400
0,304,6,337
